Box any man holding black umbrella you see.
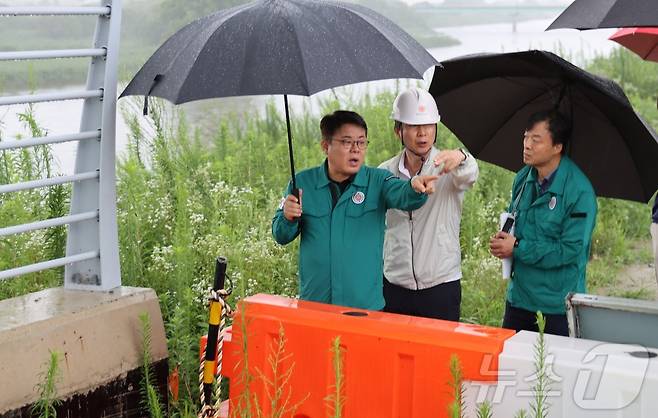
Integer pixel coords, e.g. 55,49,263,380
489,110,597,336
273,110,438,311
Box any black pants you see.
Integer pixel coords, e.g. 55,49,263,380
383,277,461,321
502,301,569,336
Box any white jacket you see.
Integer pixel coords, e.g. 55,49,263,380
379,147,478,290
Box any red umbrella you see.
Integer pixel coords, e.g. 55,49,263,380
609,27,658,62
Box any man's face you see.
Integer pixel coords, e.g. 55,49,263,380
322,123,367,180
522,120,562,168
397,123,436,157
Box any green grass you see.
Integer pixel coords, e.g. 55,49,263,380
31,350,62,418
325,336,346,418
610,288,655,300
140,312,165,418
447,354,465,418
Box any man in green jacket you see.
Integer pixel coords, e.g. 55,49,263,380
489,110,597,336
272,110,438,310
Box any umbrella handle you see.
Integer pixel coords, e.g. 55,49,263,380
284,95,298,193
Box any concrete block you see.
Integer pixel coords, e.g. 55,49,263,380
0,286,168,414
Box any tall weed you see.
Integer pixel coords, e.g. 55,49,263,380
31,350,62,418
325,336,345,418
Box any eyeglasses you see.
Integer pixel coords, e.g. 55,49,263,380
333,139,369,150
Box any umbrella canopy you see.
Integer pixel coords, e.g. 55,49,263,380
547,0,658,30
429,50,658,203
609,27,658,62
120,0,437,102
120,0,437,192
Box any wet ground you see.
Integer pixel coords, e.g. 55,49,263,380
596,239,657,301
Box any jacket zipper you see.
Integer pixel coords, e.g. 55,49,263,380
408,210,419,290
407,159,425,291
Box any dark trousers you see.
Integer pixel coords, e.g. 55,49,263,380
383,277,461,321
502,301,569,336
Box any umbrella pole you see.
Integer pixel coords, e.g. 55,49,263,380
284,95,299,198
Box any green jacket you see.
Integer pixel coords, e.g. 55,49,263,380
272,162,427,310
508,156,597,314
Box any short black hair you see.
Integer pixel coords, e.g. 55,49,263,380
526,110,572,154
320,110,368,141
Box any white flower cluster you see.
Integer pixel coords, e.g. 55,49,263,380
148,245,175,275
189,212,205,226
191,274,211,306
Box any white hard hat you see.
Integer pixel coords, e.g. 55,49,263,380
391,88,440,125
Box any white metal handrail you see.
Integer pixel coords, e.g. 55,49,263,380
0,211,98,237
0,90,104,106
0,7,111,16
0,0,122,289
0,251,100,281
0,48,107,61
0,171,99,194
0,131,100,151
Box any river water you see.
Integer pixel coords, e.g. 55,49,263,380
0,18,616,175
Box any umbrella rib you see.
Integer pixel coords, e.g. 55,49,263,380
643,42,658,61
175,2,259,103
481,78,560,155
331,2,422,78
281,11,310,94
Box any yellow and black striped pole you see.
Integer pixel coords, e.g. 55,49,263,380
202,257,227,407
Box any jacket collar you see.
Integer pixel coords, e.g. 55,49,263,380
318,159,366,189
525,156,569,197
545,156,569,196
395,146,439,177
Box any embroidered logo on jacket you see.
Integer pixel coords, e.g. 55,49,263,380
352,191,365,205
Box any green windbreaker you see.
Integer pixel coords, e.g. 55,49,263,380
508,156,597,314
272,163,427,310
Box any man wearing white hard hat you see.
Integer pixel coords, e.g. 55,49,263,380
379,87,479,320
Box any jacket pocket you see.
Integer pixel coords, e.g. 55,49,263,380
301,205,331,233
537,219,562,239
304,206,330,218
419,229,459,281
345,198,378,218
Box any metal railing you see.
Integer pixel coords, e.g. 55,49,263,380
0,1,122,291
0,48,107,61
0,6,111,16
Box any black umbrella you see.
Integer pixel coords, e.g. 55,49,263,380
429,50,658,203
547,0,658,30
120,0,438,194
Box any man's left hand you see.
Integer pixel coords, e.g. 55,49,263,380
489,231,515,259
433,149,466,174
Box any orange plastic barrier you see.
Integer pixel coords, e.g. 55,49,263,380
201,293,514,418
